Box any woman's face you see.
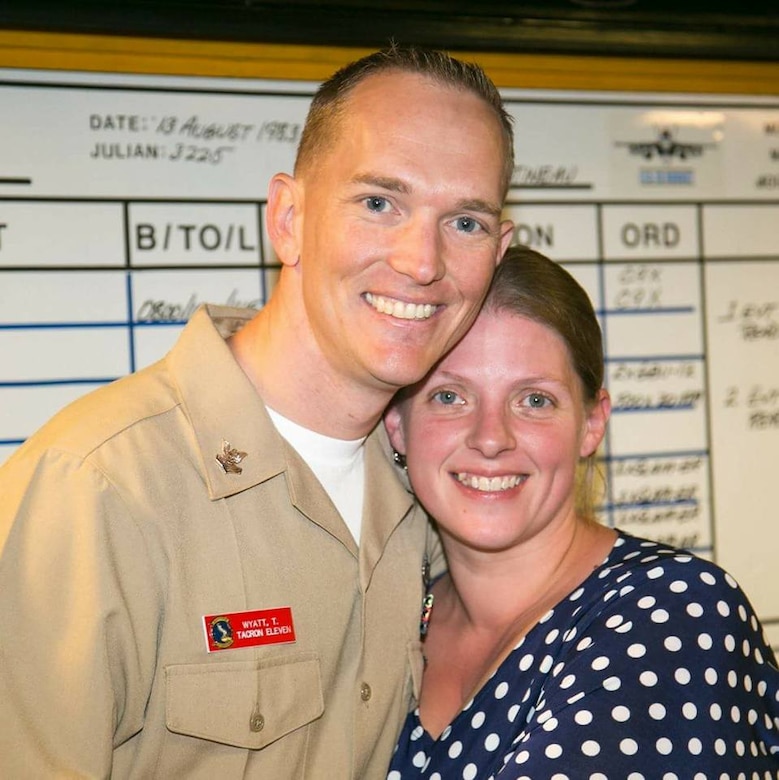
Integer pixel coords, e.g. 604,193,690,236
386,310,610,554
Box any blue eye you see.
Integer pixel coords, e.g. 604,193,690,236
365,196,389,212
525,393,552,409
455,216,480,233
432,390,462,406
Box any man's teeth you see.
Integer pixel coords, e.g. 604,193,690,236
365,293,436,320
457,474,525,492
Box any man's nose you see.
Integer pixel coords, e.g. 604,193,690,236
387,219,446,285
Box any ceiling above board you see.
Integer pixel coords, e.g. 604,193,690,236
0,0,777,61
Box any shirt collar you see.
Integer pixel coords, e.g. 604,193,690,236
167,304,286,500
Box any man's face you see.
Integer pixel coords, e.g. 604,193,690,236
291,70,514,394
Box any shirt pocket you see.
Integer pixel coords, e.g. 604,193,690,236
165,651,323,749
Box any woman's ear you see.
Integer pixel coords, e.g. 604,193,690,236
266,172,303,268
580,388,611,459
383,404,407,455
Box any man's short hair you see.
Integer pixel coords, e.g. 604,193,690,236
294,43,515,199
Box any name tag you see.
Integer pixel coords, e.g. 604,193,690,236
203,606,296,653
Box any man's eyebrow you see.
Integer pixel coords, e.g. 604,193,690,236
351,173,411,194
456,198,503,219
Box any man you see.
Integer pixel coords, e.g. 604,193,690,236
0,46,514,778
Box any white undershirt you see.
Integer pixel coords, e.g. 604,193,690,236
266,407,366,545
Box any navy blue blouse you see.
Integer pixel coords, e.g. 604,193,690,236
388,532,779,779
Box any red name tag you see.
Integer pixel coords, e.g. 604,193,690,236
203,607,296,653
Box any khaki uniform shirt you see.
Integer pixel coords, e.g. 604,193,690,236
0,305,430,779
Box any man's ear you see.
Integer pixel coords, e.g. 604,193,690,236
383,404,407,455
580,388,611,459
266,172,303,268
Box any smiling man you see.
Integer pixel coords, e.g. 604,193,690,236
0,46,514,778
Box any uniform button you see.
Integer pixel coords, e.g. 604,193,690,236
249,710,265,732
360,682,372,702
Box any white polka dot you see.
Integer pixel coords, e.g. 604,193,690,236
647,566,665,579
518,654,534,671
637,596,656,609
567,691,585,705
545,628,560,645
649,702,667,720
682,702,697,719
700,572,716,585
507,704,520,722
686,602,704,618
540,655,554,673
542,717,559,732
714,738,727,756
724,634,736,652
612,705,631,722
628,643,646,658
710,703,722,720
669,579,688,593
688,737,703,754
627,774,645,780
569,587,584,601
582,739,601,756
539,608,555,623
717,600,731,617
675,668,691,685
651,609,670,623
552,662,565,677
448,741,463,759
412,750,427,768
545,743,563,759
605,614,624,628
705,667,718,684
388,772,401,780
514,750,530,764
410,724,424,740
664,635,682,652
576,637,593,651
560,673,576,689
603,676,622,691
725,572,738,588
620,738,639,755
697,633,713,650
592,655,610,671
471,711,485,728
441,725,452,740
727,670,738,687
484,733,500,752
657,737,673,754
640,670,658,687
574,709,593,725
563,627,577,642
731,705,742,723
494,682,509,699
463,764,478,780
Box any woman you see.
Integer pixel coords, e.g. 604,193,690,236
385,246,779,778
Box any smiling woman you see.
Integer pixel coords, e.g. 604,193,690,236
384,245,779,778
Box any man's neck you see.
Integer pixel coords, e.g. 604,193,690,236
227,293,394,440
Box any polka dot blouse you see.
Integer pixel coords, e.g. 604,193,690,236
388,532,779,779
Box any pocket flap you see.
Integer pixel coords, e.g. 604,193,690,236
165,652,323,749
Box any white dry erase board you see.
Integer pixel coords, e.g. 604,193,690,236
0,65,777,648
